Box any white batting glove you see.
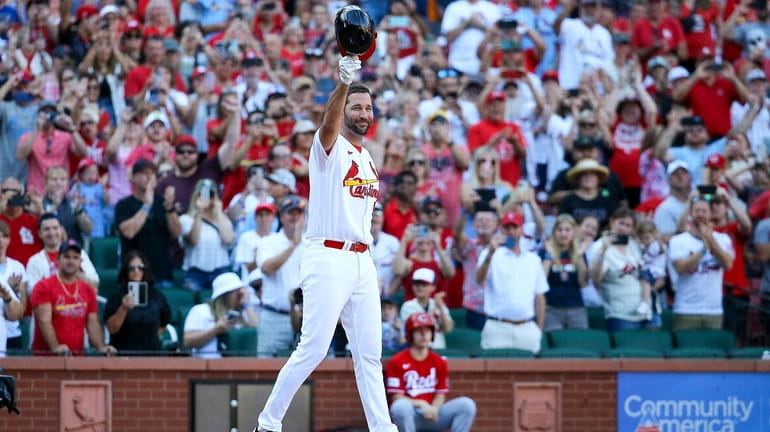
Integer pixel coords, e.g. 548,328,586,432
339,55,362,85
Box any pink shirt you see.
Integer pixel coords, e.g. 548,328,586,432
23,129,75,194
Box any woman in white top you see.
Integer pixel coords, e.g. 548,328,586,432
183,272,256,358
0,221,26,356
179,179,235,292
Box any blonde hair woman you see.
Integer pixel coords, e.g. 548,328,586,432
404,147,437,205
540,214,589,331
179,179,235,292
460,148,513,213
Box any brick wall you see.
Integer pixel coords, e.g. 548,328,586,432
0,357,766,432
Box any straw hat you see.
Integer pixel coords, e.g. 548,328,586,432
567,159,610,184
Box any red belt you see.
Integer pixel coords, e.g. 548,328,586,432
323,239,369,253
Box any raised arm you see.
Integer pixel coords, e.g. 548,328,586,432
318,56,362,152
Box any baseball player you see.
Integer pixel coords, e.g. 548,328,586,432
386,312,477,432
254,56,398,432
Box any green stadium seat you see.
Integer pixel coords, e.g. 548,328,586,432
666,348,726,358
162,288,197,323
96,268,121,301
476,348,534,358
449,308,467,327
444,328,481,355
661,309,673,332
224,327,257,356
729,347,770,359
175,305,194,343
610,330,673,355
173,268,185,286
276,348,295,357
604,348,664,358
537,348,601,358
673,329,735,351
586,307,605,330
433,349,470,358
197,289,213,304
89,236,120,269
547,329,611,355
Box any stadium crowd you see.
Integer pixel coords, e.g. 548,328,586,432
0,0,769,361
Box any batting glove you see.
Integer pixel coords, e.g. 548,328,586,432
339,55,362,85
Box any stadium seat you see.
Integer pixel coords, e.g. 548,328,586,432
444,328,481,355
224,327,257,356
275,348,295,357
673,329,735,351
89,236,120,269
666,348,726,358
476,348,534,358
449,308,467,328
433,349,470,358
537,348,601,358
610,330,673,355
96,268,121,301
547,329,611,355
729,347,770,359
660,309,673,332
197,289,213,304
175,305,194,342
604,348,664,358
586,307,605,330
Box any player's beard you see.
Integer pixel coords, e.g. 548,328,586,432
345,115,371,136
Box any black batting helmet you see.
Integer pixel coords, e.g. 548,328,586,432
335,5,377,61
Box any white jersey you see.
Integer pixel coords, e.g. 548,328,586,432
306,131,379,245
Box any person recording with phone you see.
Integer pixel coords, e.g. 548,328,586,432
392,222,455,302
104,250,172,355
475,211,548,354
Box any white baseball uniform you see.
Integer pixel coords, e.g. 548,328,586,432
257,131,398,432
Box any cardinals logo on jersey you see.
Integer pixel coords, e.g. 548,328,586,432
343,160,379,199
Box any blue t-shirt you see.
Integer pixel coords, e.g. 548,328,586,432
74,182,105,238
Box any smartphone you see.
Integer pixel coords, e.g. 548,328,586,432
502,235,517,249
567,89,580,98
697,185,717,195
706,62,724,71
148,89,159,105
413,224,431,238
226,309,241,321
293,287,303,305
497,19,518,29
475,188,496,205
127,281,148,307
200,186,211,201
262,1,276,10
613,234,629,246
501,69,524,80
389,15,409,28
500,39,517,51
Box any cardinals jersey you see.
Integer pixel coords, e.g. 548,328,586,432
385,349,449,405
306,131,379,245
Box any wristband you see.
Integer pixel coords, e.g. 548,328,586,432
141,204,152,213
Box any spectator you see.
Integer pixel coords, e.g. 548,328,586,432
658,113,733,185
70,158,108,238
512,0,559,75
124,35,187,103
475,211,548,353
41,167,93,245
0,178,42,265
375,135,409,202
540,214,589,331
440,0,501,75
183,272,256,358
382,171,418,240
125,110,175,169
288,119,316,199
0,73,42,185
381,296,405,353
385,312,477,432
639,121,680,203
630,0,687,65
182,66,217,157
227,164,274,237
256,195,307,357
653,160,692,242
554,0,614,90
418,69,480,147
264,168,297,211
15,101,88,195
234,202,277,281
30,240,116,356
179,179,235,292
105,108,143,207
404,148,438,205
371,202,400,296
59,5,99,63
104,250,172,355
25,213,100,291
752,207,770,337
668,195,734,330
460,148,513,217
115,159,181,286
559,159,619,228
636,221,667,329
399,268,454,350
590,208,650,331
730,69,770,162
392,223,455,301
0,221,27,356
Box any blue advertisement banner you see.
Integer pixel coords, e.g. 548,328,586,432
617,372,770,432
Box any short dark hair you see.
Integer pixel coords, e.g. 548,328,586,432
37,213,60,230
609,207,636,224
345,84,372,105
394,170,417,186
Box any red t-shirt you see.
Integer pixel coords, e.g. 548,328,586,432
252,14,286,41
631,17,686,63
467,118,527,186
382,200,417,240
609,121,645,188
686,77,741,137
714,221,750,293
385,349,449,404
30,275,97,356
490,48,539,74
0,212,42,265
280,47,305,77
680,4,719,59
124,65,188,98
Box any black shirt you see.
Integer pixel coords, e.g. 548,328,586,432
114,195,173,281
539,249,585,308
104,284,171,354
559,190,620,228
549,167,626,204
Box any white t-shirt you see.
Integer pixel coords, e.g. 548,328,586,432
179,214,232,271
558,18,614,90
668,231,734,315
478,247,549,320
399,298,454,350
371,231,400,296
592,242,645,322
418,97,480,147
306,131,378,245
257,231,304,312
1,258,25,354
441,0,502,74
233,230,269,282
183,303,221,359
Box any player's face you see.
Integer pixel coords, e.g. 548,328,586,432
411,326,432,348
343,92,373,136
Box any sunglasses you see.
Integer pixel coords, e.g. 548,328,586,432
692,195,713,203
1,188,21,194
478,158,497,165
128,265,145,272
437,68,459,79
422,208,442,216
63,75,78,82
579,122,597,127
249,117,265,125
125,32,142,39
176,149,197,155
408,160,426,166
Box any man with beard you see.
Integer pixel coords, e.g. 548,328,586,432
254,57,398,432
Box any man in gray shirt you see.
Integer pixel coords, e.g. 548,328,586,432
0,73,43,185
653,160,691,242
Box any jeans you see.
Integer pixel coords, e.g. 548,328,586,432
605,318,645,332
183,266,229,292
464,309,487,331
390,397,476,432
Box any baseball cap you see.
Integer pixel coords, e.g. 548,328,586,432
75,5,98,21
77,157,97,172
163,38,180,52
173,135,197,149
280,195,306,213
38,100,57,112
143,110,170,129
428,110,448,124
266,168,297,192
381,296,396,305
58,239,82,255
542,70,559,82
421,196,443,209
647,56,668,70
99,4,119,18
132,158,157,175
412,268,436,284
124,16,142,32
211,272,244,300
485,90,506,103
666,160,690,176
667,66,690,84
255,202,277,215
80,107,99,123
500,211,524,227
292,119,316,135
746,69,768,82
191,66,209,80
705,153,726,169
292,76,315,92
613,33,630,44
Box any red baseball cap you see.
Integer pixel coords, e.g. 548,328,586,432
173,135,197,148
485,90,506,103
77,157,97,172
191,66,209,80
542,70,559,82
705,153,726,169
75,5,99,21
123,16,142,32
255,202,277,215
500,211,524,227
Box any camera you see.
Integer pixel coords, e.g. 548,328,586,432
293,287,303,305
697,185,717,195
226,310,241,321
613,234,629,245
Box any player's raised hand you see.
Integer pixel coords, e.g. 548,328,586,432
339,55,361,85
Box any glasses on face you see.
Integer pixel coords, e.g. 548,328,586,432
249,117,265,125
477,158,497,165
272,153,291,159
125,32,142,39
422,208,442,216
176,148,197,155
128,265,145,272
579,122,597,127
437,68,459,79
408,160,426,166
